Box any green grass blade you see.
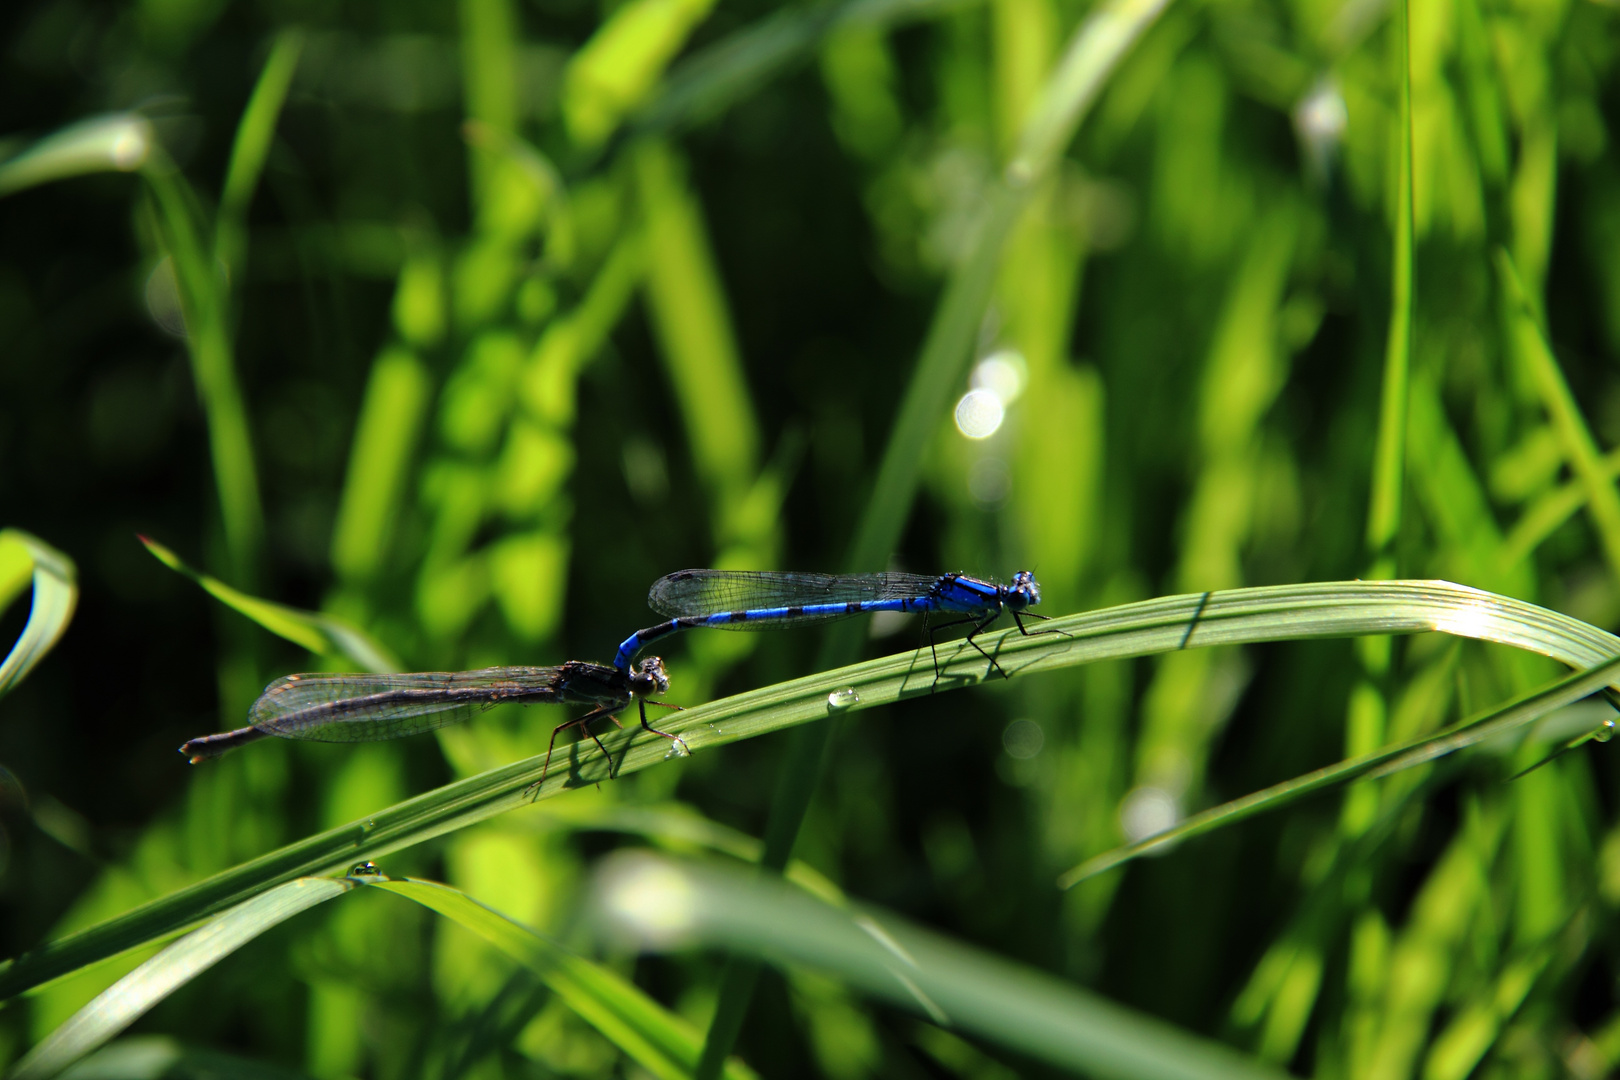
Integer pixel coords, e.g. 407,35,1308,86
634,140,762,513
1365,0,1413,574
1496,248,1620,582
214,29,304,276
375,879,757,1080
838,0,1173,595
1059,654,1620,886
0,529,78,701
140,160,265,586
329,347,433,585
55,1036,321,1080
1500,448,1620,570
691,3,1227,1057
139,536,399,674
9,877,355,1080
632,0,965,138
0,115,153,197
563,0,720,150
595,853,1288,1080
5,580,1616,1001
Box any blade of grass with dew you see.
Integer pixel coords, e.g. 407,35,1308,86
1059,653,1620,885
0,114,153,197
1496,248,1620,582
9,876,358,1080
140,158,265,587
7,580,1620,1000
595,852,1289,1080
374,878,758,1080
0,582,1594,997
0,529,78,700
697,0,1177,1068
139,536,399,674
214,29,304,277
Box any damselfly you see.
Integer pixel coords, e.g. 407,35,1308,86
180,657,684,781
613,570,1051,678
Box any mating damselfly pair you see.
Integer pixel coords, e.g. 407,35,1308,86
181,568,1053,781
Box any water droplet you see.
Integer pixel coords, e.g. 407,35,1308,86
828,688,861,709
664,738,691,760
348,861,381,878
1595,719,1617,744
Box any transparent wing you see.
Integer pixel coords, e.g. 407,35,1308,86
648,570,942,628
246,666,568,743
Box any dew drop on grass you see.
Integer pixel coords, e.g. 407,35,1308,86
348,862,381,879
664,738,691,760
828,688,860,709
1595,719,1617,743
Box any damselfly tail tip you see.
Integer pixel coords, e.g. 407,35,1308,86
178,725,267,763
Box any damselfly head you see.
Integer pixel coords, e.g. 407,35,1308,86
632,656,671,694
1007,570,1041,609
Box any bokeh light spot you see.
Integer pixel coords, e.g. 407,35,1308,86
954,388,1004,439
971,349,1028,405
1119,786,1180,843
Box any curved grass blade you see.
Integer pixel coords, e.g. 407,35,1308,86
9,876,358,1080
1058,654,1620,887
375,879,757,1080
1497,247,1620,581
215,29,305,276
1500,447,1620,570
139,157,265,586
5,580,1619,1002
0,529,79,701
0,114,153,197
594,852,1286,1080
139,536,399,674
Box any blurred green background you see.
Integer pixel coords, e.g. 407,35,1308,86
4,0,1620,1074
